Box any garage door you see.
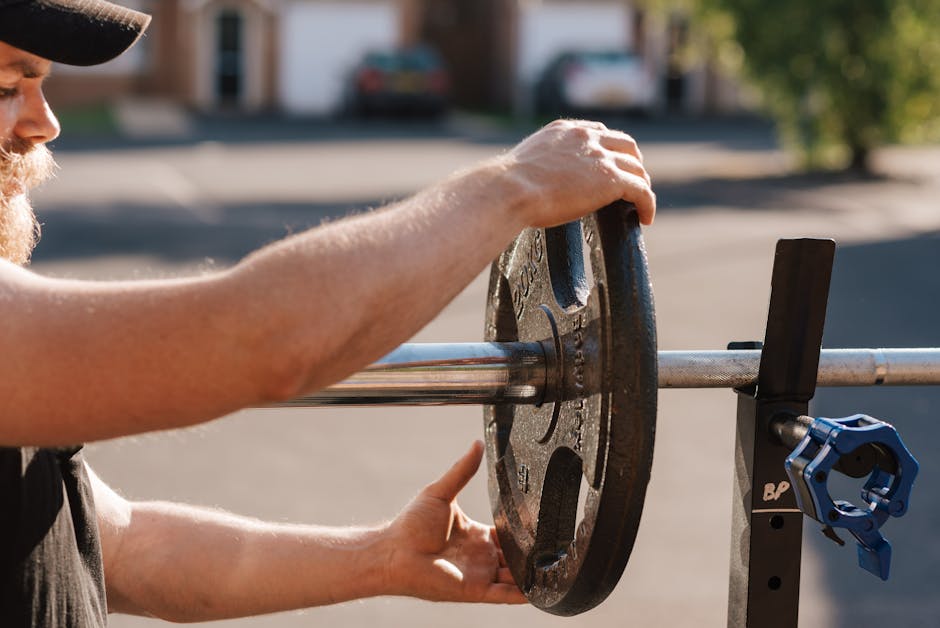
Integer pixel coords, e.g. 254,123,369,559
279,1,398,115
517,2,633,85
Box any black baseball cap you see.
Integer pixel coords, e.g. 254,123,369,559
0,0,151,66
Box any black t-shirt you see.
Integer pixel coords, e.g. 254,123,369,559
0,446,107,626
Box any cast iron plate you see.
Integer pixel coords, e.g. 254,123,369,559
483,202,657,615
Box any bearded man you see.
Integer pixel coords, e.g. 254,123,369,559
0,133,51,263
0,1,656,625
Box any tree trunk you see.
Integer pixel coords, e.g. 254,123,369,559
848,144,872,176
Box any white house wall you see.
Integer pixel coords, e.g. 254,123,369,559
516,1,633,111
278,1,399,115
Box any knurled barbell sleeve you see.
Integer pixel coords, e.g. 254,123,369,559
660,348,940,388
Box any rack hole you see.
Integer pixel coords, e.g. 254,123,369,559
768,576,782,590
770,515,785,529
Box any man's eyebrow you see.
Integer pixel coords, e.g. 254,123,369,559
0,59,51,79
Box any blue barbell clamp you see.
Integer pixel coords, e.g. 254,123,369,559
785,414,919,580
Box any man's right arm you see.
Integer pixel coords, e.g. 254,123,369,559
0,120,655,446
91,442,523,622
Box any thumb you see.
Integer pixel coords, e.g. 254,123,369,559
423,440,484,502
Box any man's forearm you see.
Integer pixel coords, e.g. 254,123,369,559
106,501,394,621
94,443,524,620
0,157,527,445
226,158,530,400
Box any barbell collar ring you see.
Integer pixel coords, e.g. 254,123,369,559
782,413,920,581
283,345,940,407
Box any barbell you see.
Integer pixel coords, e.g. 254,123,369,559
275,202,934,616
283,345,940,406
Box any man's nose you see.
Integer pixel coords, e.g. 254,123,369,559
15,88,61,145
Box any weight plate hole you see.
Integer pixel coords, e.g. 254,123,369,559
576,469,589,528
494,277,518,343
533,449,584,564
545,222,591,311
581,221,595,293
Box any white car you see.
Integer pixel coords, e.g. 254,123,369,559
535,51,658,115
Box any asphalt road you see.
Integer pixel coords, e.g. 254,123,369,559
28,116,940,628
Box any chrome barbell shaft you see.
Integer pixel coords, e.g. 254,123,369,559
282,344,940,407
280,342,547,407
660,348,940,388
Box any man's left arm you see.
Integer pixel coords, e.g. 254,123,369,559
88,441,523,622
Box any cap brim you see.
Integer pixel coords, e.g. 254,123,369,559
0,0,151,66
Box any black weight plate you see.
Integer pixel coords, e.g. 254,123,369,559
483,201,657,616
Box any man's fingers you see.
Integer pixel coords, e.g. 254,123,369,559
424,440,484,502
482,583,528,605
618,173,656,226
611,153,651,186
602,142,654,224
496,567,517,585
600,129,653,223
548,118,608,131
599,130,643,163
630,188,656,226
576,119,609,131
490,527,509,567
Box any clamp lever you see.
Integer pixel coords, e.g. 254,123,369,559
781,414,919,580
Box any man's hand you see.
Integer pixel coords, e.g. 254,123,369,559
92,444,525,622
500,119,656,228
383,441,527,604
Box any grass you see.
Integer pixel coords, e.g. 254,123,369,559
55,103,119,136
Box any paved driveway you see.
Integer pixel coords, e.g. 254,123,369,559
29,117,940,627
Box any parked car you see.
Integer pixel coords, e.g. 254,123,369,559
346,45,450,118
534,50,658,117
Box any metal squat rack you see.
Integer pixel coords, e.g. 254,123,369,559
279,239,929,627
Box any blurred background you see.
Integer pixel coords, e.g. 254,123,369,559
45,0,741,123
28,0,940,626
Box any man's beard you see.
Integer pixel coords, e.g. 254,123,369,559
0,137,56,265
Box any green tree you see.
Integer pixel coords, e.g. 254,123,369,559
695,0,940,172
